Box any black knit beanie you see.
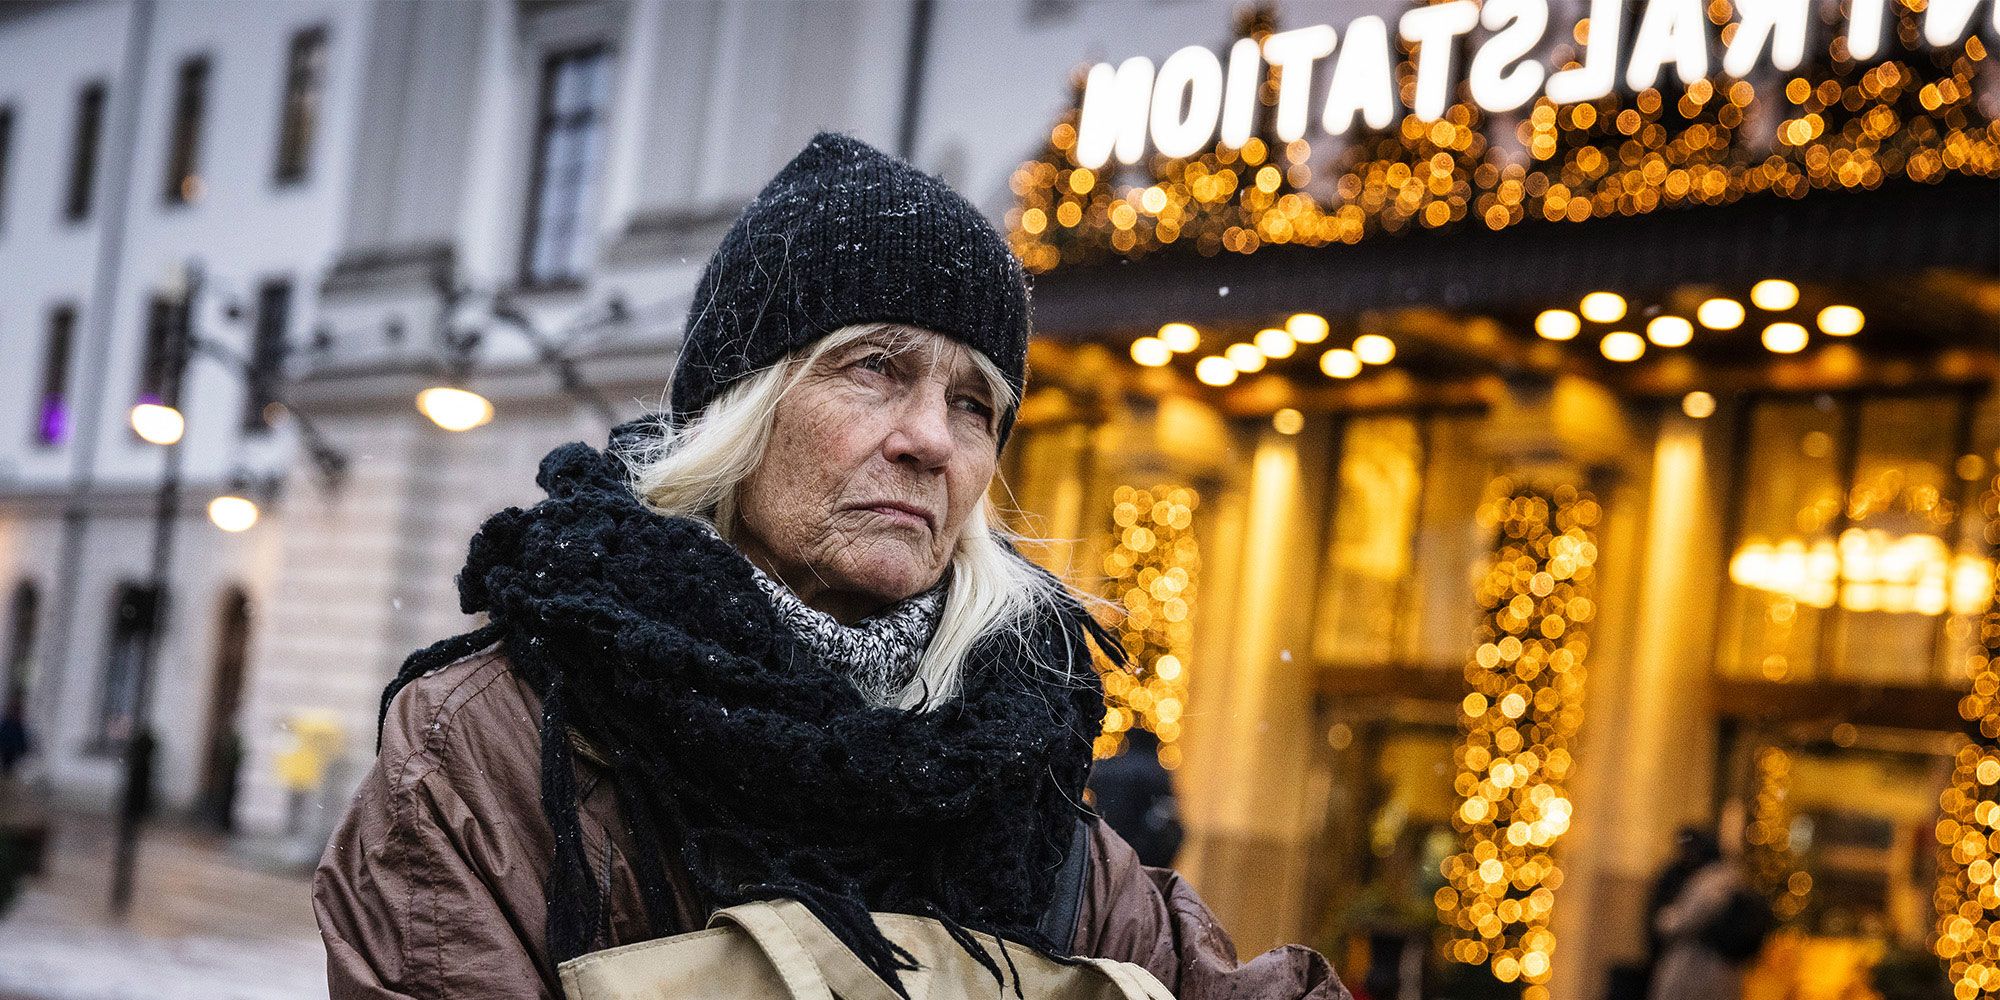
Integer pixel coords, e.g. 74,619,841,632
666,131,1032,448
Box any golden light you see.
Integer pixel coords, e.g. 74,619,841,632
1599,331,1646,362
1353,334,1396,365
1224,343,1266,372
129,402,185,445
1697,298,1746,330
1158,322,1200,352
1286,313,1329,344
1646,316,1694,347
1761,321,1809,354
1682,391,1717,419
1130,336,1173,367
1195,356,1238,386
1272,408,1304,435
207,495,260,533
1320,348,1362,379
1534,309,1581,341
1751,278,1800,311
1579,291,1627,323
416,386,496,432
1816,304,1864,336
1254,328,1296,359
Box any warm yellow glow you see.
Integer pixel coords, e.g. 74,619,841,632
1751,278,1800,311
1534,309,1580,341
1761,321,1808,354
130,403,185,445
1646,316,1694,347
1225,343,1266,372
1195,356,1238,386
1681,391,1717,419
1697,298,1746,330
1096,484,1200,761
1599,331,1645,362
207,495,260,532
1730,531,1994,616
1272,408,1304,435
1353,334,1395,365
417,386,495,432
1254,328,1296,359
1579,291,1626,323
1320,348,1362,379
1130,337,1172,367
1816,304,1864,336
1158,322,1200,352
1285,313,1329,343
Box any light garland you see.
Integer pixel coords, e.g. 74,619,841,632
1007,1,1998,273
1745,745,1813,921
1439,480,1599,996
1097,483,1201,769
1933,471,2000,996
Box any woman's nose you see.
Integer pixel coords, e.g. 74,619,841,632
883,391,954,472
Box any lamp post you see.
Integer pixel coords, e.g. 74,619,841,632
416,285,624,431
107,260,348,916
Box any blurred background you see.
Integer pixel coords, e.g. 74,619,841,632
0,1,1993,999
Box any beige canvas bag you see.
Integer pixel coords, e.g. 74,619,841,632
557,898,1176,1000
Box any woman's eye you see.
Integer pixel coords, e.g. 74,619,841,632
853,352,892,374
954,396,994,418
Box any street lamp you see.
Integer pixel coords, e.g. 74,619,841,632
109,259,348,916
417,285,623,431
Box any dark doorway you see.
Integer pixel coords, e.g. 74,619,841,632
196,586,251,831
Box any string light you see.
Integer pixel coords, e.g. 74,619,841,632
1286,313,1330,343
1535,309,1581,341
1255,327,1297,359
1936,471,2000,996
1750,278,1801,311
1097,485,1201,770
1698,298,1747,330
1579,292,1627,324
1131,336,1172,366
1225,342,1267,372
1007,6,1997,272
1160,322,1202,352
1442,481,1599,998
1353,333,1396,365
1762,321,1810,353
1646,316,1694,347
1600,331,1645,362
1320,348,1362,378
1817,304,1865,336
1196,355,1238,385
1745,746,1811,921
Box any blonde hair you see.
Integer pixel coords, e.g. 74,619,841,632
615,323,1079,711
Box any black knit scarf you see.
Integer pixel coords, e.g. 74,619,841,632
379,437,1116,995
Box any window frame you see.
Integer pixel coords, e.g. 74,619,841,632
272,25,328,186
32,303,79,449
64,80,107,223
517,43,615,290
162,54,212,206
240,277,292,434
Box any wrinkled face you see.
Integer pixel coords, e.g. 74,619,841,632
732,328,1002,624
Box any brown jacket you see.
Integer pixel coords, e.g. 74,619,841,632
313,648,1349,1000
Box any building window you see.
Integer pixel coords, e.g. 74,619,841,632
4,579,38,703
241,279,291,433
521,45,613,288
33,304,78,448
273,27,327,185
164,56,210,205
65,81,107,222
1717,390,1999,687
0,104,15,232
1313,409,1497,670
95,581,160,750
135,292,188,411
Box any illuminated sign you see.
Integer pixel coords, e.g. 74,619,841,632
1075,0,1998,169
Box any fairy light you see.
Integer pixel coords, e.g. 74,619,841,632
1007,5,1998,272
1745,746,1811,920
1441,481,1599,998
1097,484,1201,770
1934,472,2000,995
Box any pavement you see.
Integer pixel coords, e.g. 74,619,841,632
0,810,328,1000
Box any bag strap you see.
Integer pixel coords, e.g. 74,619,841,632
1035,816,1091,948
709,900,903,1000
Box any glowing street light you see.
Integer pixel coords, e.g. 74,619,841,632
416,386,496,432
207,495,260,532
129,403,185,445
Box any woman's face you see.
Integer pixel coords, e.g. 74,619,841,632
732,328,1001,623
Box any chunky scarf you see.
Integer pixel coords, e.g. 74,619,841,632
379,435,1117,995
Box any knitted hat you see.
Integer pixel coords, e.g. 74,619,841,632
666,131,1032,448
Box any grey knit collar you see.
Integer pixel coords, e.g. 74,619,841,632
746,564,946,707
693,521,945,706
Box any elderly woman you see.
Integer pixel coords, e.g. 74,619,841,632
314,132,1347,1000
